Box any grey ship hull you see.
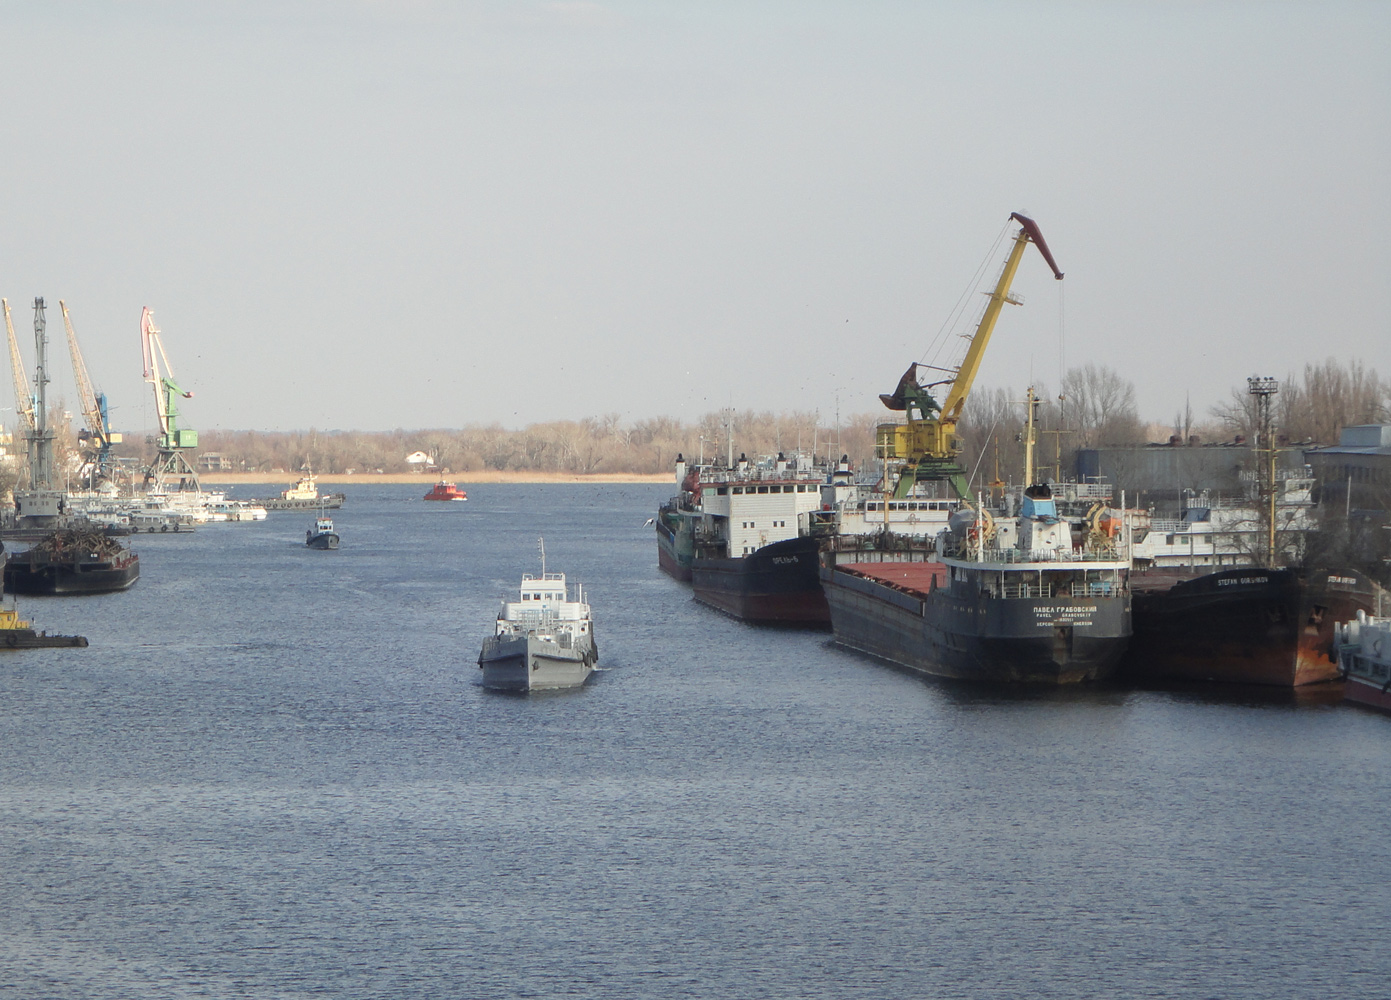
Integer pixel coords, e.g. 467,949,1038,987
478,632,597,692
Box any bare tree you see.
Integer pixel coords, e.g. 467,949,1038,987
1277,358,1389,444
1060,363,1143,448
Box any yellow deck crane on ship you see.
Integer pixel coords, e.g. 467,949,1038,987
60,301,122,489
876,212,1064,499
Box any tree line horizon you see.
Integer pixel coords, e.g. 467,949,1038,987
15,358,1390,485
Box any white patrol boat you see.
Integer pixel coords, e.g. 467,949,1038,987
479,541,597,692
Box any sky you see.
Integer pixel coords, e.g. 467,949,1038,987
0,1,1387,434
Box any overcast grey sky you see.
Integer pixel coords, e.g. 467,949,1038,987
2,1,1387,434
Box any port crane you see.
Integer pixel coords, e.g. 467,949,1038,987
60,301,122,488
3,298,36,434
140,306,200,491
876,212,1063,499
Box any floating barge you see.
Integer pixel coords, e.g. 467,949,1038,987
3,528,140,595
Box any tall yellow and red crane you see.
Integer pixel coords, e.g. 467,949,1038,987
876,212,1064,498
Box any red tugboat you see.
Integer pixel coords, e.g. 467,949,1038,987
424,481,468,501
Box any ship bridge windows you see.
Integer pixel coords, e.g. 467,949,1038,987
717,487,727,495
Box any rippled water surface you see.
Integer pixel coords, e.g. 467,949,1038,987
2,484,1388,998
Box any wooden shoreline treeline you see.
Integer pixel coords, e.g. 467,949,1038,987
23,359,1384,487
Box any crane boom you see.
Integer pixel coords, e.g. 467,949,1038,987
140,306,199,491
877,212,1063,498
3,299,36,432
61,301,106,448
141,306,187,441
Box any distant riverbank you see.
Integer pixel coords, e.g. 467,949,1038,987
198,471,674,486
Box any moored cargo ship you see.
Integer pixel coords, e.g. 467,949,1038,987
1122,566,1378,687
685,452,832,624
657,451,957,624
822,484,1132,684
656,451,832,620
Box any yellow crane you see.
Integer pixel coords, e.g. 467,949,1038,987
876,212,1063,498
60,301,121,486
3,298,36,433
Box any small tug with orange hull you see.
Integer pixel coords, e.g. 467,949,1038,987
424,481,467,501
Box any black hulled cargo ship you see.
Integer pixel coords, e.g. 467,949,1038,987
656,451,958,625
1122,566,1379,688
687,453,831,624
692,534,828,624
4,528,140,595
822,486,1133,684
656,452,833,623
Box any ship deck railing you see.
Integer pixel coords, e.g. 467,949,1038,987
693,467,824,485
944,545,1124,565
503,606,586,627
993,581,1119,599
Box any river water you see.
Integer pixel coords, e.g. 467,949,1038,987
1,483,1386,998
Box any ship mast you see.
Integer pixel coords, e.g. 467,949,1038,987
1248,376,1280,567
29,298,54,491
1023,386,1039,486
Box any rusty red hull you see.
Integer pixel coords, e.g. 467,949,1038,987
1123,567,1377,688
